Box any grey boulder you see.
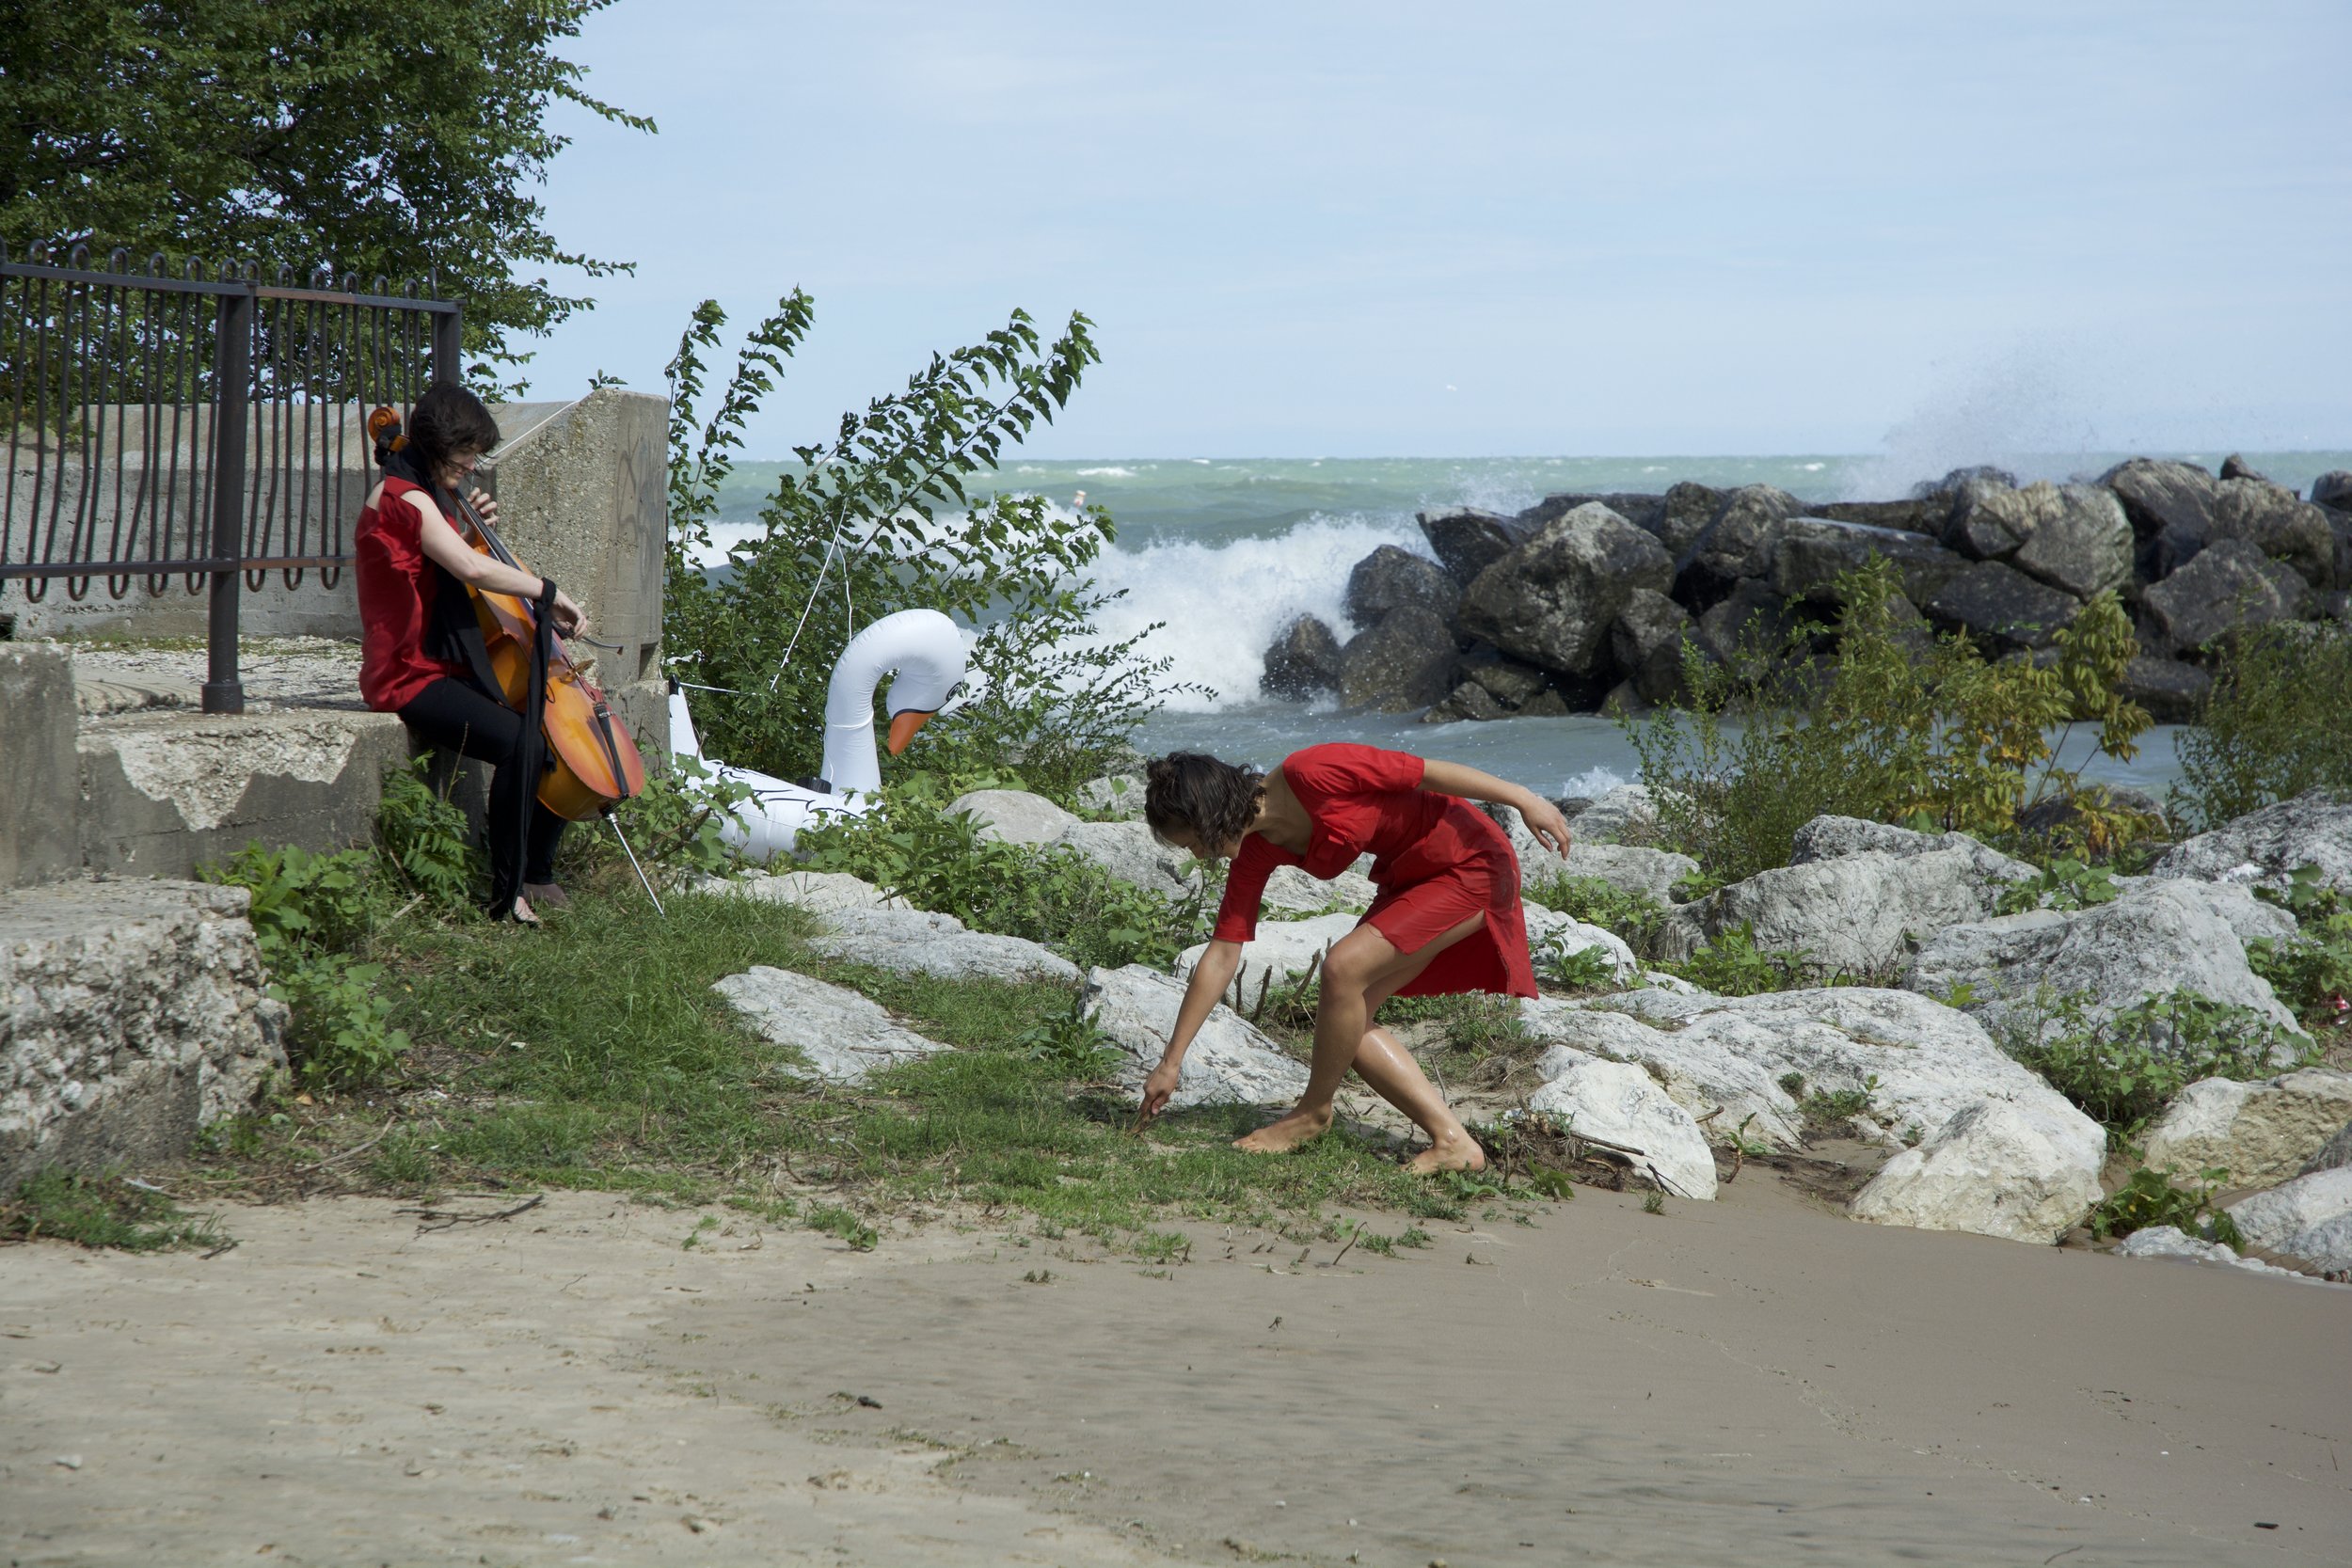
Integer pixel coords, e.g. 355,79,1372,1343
1459,504,1674,674
1678,484,1804,606
1486,802,1698,904
2116,1225,2316,1281
2141,538,2312,657
1260,863,1375,916
1339,606,1460,712
948,788,1080,846
1055,820,1202,904
803,905,1079,985
1570,784,1664,847
2139,1069,2352,1189
2312,470,2352,511
1788,815,2040,881
1925,560,2081,654
1609,589,1695,704
1772,516,1968,607
2153,789,2352,899
1259,614,1344,700
2226,1166,2352,1277
2120,655,2212,723
1077,773,1146,819
1344,545,1460,629
1661,846,2025,978
1418,506,1527,587
1083,964,1310,1110
2210,479,2336,590
1177,912,1360,999
1520,987,2104,1242
714,965,949,1084
1903,879,2302,1050
1528,1048,1717,1199
702,868,901,912
1944,482,2133,599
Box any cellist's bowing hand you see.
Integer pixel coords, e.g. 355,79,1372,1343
549,588,587,638
1518,790,1574,860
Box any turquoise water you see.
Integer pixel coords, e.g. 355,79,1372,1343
707,451,2345,796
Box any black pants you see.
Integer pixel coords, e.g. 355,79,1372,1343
399,676,565,904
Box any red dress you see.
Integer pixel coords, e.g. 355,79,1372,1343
355,475,469,711
1211,743,1536,999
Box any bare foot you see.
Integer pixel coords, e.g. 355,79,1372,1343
1406,1130,1487,1175
1233,1104,1334,1154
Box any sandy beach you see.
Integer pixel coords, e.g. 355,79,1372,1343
5,1172,2345,1567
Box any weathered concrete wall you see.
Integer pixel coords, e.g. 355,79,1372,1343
0,644,78,890
77,708,414,880
0,879,285,1194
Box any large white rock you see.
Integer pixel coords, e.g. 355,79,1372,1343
1904,879,2303,1049
1053,820,1203,903
1849,1101,2106,1244
1518,987,2106,1242
948,788,1081,846
2116,1225,2320,1282
1568,784,1662,846
803,905,1079,985
2226,1166,2352,1276
1260,862,1376,916
1788,816,2039,883
1529,1049,1716,1199
714,966,948,1084
2153,789,2352,899
1082,964,1310,1110
2304,1118,2352,1176
1178,913,1360,1000
1661,847,2016,976
1488,804,1697,904
2140,1069,2352,1188
702,868,902,913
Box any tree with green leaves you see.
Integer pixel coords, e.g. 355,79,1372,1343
0,0,649,387
665,294,1191,800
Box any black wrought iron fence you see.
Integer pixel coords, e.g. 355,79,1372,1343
1,242,459,712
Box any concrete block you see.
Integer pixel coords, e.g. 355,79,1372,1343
77,708,412,879
0,643,78,890
482,388,668,693
0,878,285,1193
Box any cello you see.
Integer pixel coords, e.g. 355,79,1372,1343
367,405,653,868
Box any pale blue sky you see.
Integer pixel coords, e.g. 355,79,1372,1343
525,1,2352,458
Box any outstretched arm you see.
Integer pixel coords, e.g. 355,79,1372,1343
1418,758,1573,860
1138,940,1244,1121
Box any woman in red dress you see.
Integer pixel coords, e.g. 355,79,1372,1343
355,384,588,923
1138,744,1572,1172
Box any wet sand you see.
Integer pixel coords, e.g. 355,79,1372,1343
4,1174,2346,1566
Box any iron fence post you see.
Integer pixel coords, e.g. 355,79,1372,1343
203,283,252,714
431,305,461,387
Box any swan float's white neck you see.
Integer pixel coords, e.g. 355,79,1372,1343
818,609,966,798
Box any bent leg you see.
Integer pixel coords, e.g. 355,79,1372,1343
1346,1020,1486,1174
1233,911,1488,1164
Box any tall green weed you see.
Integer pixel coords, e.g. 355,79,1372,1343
1625,558,2150,884
2172,620,2352,832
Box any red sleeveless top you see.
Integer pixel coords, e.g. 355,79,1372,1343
355,475,469,711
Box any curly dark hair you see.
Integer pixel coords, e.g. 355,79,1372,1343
405,383,501,481
1144,752,1265,855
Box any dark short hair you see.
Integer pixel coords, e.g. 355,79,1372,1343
406,383,501,478
1144,752,1264,853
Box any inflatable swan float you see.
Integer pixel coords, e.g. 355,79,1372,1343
668,607,970,861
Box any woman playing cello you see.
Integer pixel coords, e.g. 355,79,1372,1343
1136,745,1573,1172
355,384,589,924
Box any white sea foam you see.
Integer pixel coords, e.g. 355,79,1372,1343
1079,511,1424,713
1561,765,1628,799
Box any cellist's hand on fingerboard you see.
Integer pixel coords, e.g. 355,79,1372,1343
467,488,500,531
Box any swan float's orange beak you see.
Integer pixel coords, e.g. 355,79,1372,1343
886,710,934,755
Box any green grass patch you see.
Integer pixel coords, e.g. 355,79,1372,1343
1,1171,228,1252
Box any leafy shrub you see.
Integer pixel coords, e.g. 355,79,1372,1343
2246,864,2352,1028
2089,1164,2243,1246
2007,989,2316,1143
795,775,1204,971
1541,942,1622,993
661,294,1186,802
1524,872,1672,958
1662,925,1817,995
203,843,410,1086
1625,558,2151,884
376,756,479,911
2172,619,2352,832
1994,857,2122,915
564,751,754,885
